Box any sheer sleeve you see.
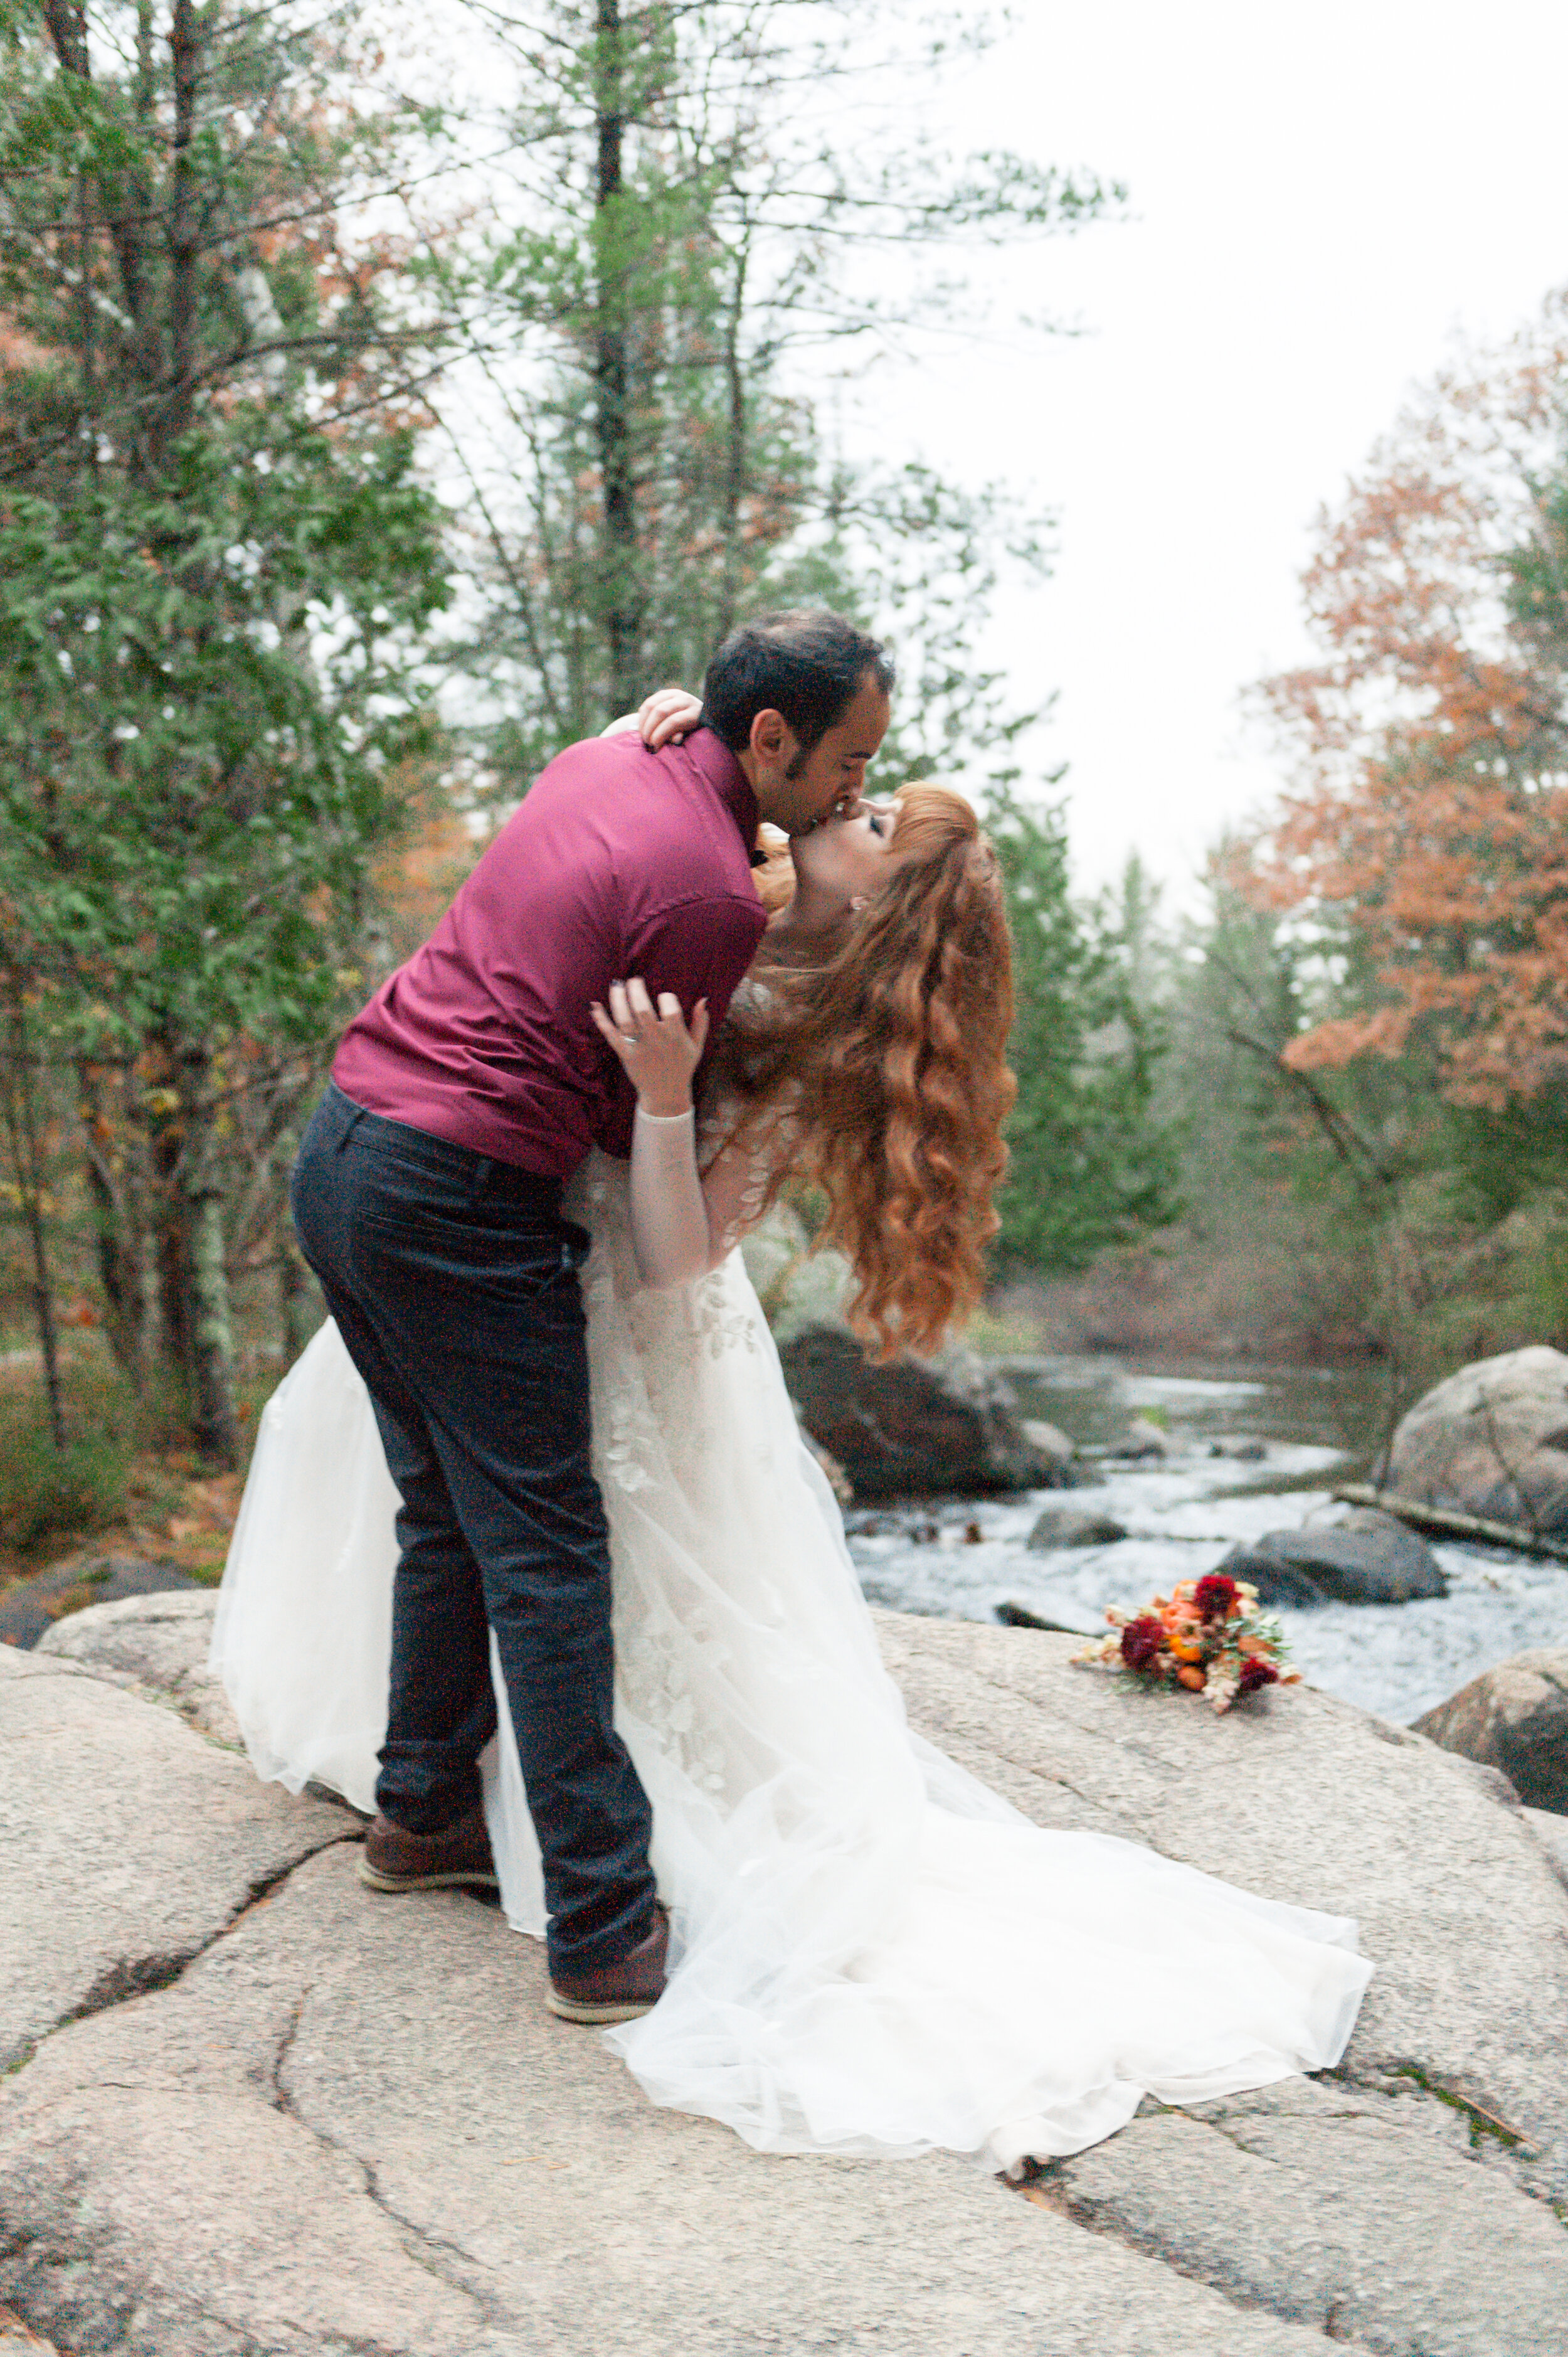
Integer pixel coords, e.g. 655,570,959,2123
698,1093,802,1259
623,1084,802,1290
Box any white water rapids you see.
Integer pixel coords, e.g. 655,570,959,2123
844,1357,1568,1727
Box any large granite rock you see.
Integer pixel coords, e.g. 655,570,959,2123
1388,1344,1568,1535
1218,1514,1448,1607
0,1647,349,2077
1413,1649,1568,1815
34,1588,241,1745
8,1592,1568,2353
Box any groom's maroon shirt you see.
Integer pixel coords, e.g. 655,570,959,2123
333,727,765,1176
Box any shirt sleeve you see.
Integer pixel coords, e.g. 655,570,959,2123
623,891,766,1031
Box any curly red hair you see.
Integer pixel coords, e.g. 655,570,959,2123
718,783,1015,1356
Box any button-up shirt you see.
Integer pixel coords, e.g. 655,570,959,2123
332,726,765,1176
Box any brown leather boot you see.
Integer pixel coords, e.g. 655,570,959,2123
358,1805,499,1893
546,1903,669,2024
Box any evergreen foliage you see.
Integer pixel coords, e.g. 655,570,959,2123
0,0,449,1459
992,791,1180,1272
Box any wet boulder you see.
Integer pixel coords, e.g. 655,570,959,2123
1213,1545,1332,1610
993,1596,1105,1636
1020,1419,1080,1473
1387,1344,1568,1536
1412,1649,1568,1815
0,1553,200,1651
766,1239,1062,1501
1026,1507,1129,1551
1110,1417,1169,1461
779,1326,1063,1501
1216,1514,1448,1609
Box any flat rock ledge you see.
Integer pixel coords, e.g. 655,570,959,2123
4,1603,1568,2354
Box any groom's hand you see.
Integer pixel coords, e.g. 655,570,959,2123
590,977,710,1117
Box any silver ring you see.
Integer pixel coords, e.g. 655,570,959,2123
619,1033,639,1048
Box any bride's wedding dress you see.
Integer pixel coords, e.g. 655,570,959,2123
212,1153,1370,2171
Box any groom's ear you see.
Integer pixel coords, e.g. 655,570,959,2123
748,708,789,765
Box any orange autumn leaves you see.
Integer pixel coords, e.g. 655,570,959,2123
1240,290,1568,1110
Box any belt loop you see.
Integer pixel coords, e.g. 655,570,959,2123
335,1104,369,1154
469,1156,494,1206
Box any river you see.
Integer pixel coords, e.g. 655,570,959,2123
843,1353,1568,1726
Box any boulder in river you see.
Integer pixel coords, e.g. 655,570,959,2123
1020,1418,1080,1471
1216,1514,1448,1608
779,1326,1062,1500
1387,1344,1568,1536
758,1230,1062,1501
1110,1417,1168,1460
1412,1649,1568,1816
1026,1506,1129,1551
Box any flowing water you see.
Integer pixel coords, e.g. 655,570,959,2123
844,1354,1568,1727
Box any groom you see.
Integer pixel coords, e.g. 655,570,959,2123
290,609,892,2023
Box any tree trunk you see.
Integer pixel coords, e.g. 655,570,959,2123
162,0,199,455
272,1120,317,1369
718,247,750,639
78,1059,147,1390
1,972,65,1449
175,1043,242,1468
43,0,161,467
146,1036,193,1376
593,0,640,715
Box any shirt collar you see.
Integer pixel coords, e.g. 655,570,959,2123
683,725,760,851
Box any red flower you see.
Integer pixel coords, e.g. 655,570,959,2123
1237,1657,1279,1693
1120,1615,1165,1671
1193,1573,1239,1621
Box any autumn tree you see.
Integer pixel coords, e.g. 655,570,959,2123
1172,292,1568,1386
1246,290,1568,1115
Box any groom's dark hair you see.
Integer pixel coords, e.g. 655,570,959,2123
701,610,893,762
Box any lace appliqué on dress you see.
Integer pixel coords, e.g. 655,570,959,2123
617,1614,732,1800
699,1090,803,1261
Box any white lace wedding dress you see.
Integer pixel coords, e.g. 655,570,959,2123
212,1152,1371,2171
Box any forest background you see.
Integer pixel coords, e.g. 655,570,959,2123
0,0,1563,1581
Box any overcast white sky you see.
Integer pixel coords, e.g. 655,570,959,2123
854,0,1568,897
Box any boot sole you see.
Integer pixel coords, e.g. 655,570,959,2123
358,1856,500,1895
544,1986,662,2025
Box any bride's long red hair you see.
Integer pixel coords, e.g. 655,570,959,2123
718,783,1015,1357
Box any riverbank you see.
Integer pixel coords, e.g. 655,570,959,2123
983,1226,1386,1368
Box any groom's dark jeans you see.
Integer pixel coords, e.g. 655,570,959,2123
290,1082,657,1976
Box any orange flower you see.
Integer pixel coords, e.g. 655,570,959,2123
1177,1666,1207,1691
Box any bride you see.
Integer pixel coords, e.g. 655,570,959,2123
213,711,1371,2174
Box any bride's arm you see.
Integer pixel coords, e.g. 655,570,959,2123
600,687,703,746
588,979,791,1287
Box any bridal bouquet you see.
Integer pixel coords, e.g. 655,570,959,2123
1073,1572,1298,1713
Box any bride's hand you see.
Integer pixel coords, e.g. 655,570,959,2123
637,686,702,748
590,977,710,1116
